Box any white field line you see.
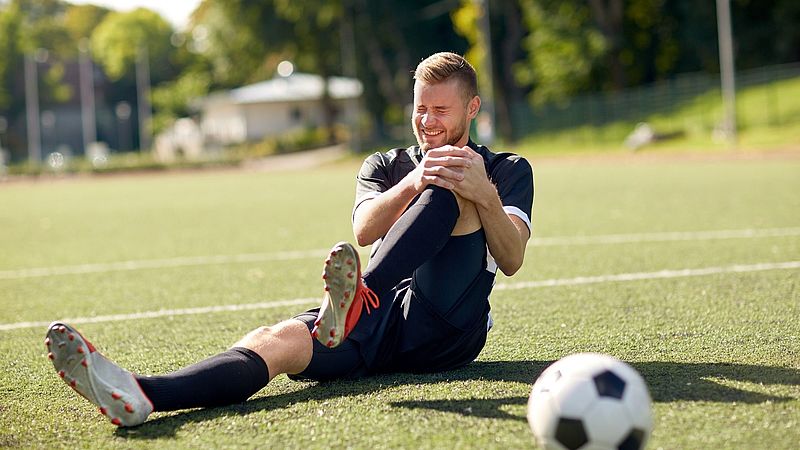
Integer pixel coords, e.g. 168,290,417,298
2,260,798,332
0,298,318,332
1,227,799,281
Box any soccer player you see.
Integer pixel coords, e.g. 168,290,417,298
45,52,534,427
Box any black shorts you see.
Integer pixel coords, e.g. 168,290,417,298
291,231,493,382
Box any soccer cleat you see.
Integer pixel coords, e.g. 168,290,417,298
311,242,379,348
45,322,154,427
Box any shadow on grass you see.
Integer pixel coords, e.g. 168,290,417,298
115,360,799,439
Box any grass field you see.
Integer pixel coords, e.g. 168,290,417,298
1,153,798,449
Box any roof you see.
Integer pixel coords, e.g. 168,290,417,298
205,73,363,106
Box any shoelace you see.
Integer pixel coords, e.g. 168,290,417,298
357,282,380,314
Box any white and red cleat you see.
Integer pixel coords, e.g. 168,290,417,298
45,322,154,427
311,242,379,348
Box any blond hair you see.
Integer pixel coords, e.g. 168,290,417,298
414,52,478,103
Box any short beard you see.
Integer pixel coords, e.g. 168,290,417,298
414,121,468,150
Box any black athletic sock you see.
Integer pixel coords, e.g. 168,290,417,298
363,185,459,295
135,347,270,412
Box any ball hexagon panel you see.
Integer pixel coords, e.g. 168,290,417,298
533,368,563,395
554,353,612,379
622,381,653,432
582,398,635,449
528,391,561,442
549,375,599,418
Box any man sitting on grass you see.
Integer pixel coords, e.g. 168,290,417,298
45,52,534,427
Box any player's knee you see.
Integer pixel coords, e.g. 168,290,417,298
421,185,459,213
236,325,273,348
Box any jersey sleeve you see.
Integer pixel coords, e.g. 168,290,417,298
353,152,390,218
493,155,534,232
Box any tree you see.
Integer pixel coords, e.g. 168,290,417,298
64,3,110,42
453,0,526,142
90,8,175,82
0,1,24,111
515,0,606,105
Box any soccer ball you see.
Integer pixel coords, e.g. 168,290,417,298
527,353,653,450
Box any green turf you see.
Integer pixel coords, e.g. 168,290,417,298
1,156,798,449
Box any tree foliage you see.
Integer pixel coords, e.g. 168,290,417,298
90,8,174,82
1,0,799,158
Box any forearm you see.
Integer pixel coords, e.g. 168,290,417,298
475,190,529,276
353,178,419,246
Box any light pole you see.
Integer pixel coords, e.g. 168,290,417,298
716,0,737,145
24,51,43,164
135,45,152,151
474,0,495,144
340,0,360,153
78,38,97,153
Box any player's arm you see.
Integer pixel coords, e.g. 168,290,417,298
475,191,530,276
451,148,530,276
353,147,473,246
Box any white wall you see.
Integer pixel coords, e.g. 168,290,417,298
203,97,362,144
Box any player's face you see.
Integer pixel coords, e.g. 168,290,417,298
412,79,479,150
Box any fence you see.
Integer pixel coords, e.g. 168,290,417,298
509,62,800,143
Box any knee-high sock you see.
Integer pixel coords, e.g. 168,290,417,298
363,185,459,296
135,347,269,412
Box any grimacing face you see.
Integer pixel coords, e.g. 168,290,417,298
412,78,480,150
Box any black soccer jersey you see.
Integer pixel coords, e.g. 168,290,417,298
353,140,535,256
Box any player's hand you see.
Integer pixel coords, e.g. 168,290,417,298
450,146,494,205
408,145,473,192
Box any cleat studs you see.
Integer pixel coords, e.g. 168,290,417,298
347,272,354,279
47,352,54,360
340,301,345,308
81,360,88,368
322,273,327,280
68,333,75,341
344,291,351,299
329,328,336,337
326,339,334,348
111,392,122,400
346,259,353,265
58,326,66,333
76,346,84,354
111,418,121,426
124,404,134,413
99,407,108,416
324,286,330,292
58,370,65,378
44,338,51,346
70,380,77,388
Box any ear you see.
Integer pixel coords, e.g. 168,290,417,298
467,95,481,120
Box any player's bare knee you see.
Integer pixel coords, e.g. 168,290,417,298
234,325,274,350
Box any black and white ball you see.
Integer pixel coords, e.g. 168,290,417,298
527,353,653,450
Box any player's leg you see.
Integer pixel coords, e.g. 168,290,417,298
361,185,461,296
312,185,462,347
383,195,491,374
46,320,307,427
46,239,377,426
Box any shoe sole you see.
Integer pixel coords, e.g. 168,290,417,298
312,242,359,348
46,322,152,426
